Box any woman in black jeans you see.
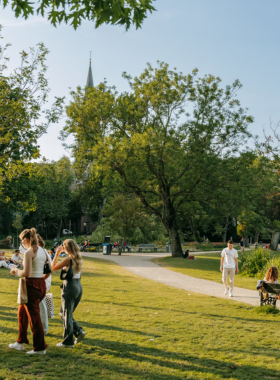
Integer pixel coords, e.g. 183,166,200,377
52,239,86,348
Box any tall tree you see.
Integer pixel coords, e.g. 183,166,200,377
0,29,64,208
63,62,253,256
1,0,155,29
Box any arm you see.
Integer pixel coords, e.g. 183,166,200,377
220,256,224,272
52,245,70,272
52,257,71,272
235,257,239,273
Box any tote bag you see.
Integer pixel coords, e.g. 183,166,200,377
17,278,28,305
45,293,55,318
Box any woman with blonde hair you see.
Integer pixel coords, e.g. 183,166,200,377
52,239,86,347
9,228,51,355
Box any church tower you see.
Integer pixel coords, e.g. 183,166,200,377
86,52,94,88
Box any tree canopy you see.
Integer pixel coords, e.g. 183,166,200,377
1,0,156,29
63,62,254,256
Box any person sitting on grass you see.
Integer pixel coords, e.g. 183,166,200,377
264,266,279,284
11,249,23,266
183,250,189,259
0,251,9,268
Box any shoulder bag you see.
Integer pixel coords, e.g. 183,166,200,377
60,258,73,281
17,278,28,304
43,248,52,275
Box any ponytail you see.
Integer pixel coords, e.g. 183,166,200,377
37,234,45,248
19,228,38,254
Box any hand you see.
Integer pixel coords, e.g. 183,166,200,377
236,268,239,273
56,245,63,255
10,268,17,275
220,267,223,272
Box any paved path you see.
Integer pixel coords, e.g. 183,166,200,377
82,251,264,307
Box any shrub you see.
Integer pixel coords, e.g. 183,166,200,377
260,255,280,279
241,248,273,277
44,240,53,250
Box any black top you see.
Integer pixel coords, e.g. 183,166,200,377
239,240,244,247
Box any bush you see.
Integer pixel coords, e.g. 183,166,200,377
240,248,273,277
260,255,280,279
44,240,53,250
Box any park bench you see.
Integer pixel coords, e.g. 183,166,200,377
139,244,158,253
83,243,102,252
258,281,280,306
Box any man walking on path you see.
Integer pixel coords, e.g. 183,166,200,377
220,240,239,297
239,238,245,254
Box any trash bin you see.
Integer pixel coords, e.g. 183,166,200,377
102,243,111,255
105,236,110,244
166,243,171,253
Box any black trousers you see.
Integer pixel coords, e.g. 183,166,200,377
60,279,83,345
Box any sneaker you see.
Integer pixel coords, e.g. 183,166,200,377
224,287,229,295
229,291,233,297
44,331,48,335
74,330,86,345
27,350,46,355
56,342,74,348
9,342,24,351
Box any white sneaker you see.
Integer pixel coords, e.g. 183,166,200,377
9,342,24,351
56,342,74,348
224,287,229,295
44,331,48,335
74,330,86,345
229,291,233,297
26,350,46,355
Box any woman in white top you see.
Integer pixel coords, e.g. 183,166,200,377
9,228,52,355
37,234,52,335
52,239,86,347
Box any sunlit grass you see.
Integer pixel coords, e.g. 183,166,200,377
0,256,280,379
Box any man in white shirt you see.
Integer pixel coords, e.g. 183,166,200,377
220,240,239,297
11,250,23,266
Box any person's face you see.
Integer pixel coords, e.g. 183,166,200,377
228,243,233,250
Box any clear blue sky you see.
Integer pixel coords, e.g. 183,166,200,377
1,0,280,161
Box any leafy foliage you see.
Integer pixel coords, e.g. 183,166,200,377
240,248,273,277
1,0,156,30
63,62,254,256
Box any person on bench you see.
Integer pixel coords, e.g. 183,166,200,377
264,266,279,284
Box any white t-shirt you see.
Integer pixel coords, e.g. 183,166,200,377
221,248,238,269
12,254,23,263
19,245,26,255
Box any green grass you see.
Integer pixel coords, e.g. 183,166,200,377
153,253,260,291
1,256,280,379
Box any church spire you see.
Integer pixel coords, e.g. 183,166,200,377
86,51,94,88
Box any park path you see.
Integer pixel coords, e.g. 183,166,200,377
82,251,263,307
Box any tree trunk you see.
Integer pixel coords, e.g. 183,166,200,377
119,234,127,256
222,216,229,243
187,216,201,243
167,226,183,257
98,196,107,225
57,218,63,239
270,231,280,250
244,236,249,248
254,231,259,244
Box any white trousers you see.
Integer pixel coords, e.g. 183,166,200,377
222,268,235,291
0,261,8,268
39,297,48,333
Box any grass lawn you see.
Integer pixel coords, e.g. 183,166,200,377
154,252,262,291
1,255,280,379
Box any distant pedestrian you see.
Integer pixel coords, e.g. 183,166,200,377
19,242,26,255
220,240,239,297
239,238,245,254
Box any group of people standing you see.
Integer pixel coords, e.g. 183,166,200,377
9,228,86,355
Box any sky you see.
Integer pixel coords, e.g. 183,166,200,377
1,0,280,161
